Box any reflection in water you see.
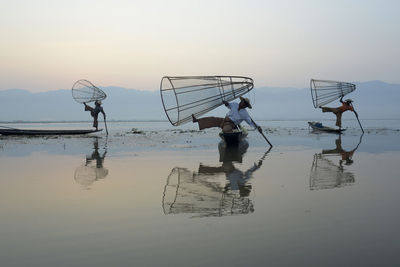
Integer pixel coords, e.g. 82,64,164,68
74,137,108,189
163,141,271,218
310,134,363,190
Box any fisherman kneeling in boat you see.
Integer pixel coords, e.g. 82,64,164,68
192,97,262,133
84,100,106,130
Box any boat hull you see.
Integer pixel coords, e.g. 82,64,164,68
219,131,247,146
308,122,345,134
0,128,102,136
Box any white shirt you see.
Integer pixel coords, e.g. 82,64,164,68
226,102,256,129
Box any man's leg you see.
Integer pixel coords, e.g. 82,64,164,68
93,115,98,130
335,112,342,128
195,117,224,130
321,107,336,113
222,122,234,133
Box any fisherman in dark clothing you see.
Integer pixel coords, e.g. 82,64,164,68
84,100,106,130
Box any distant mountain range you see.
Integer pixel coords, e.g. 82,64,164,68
0,80,399,122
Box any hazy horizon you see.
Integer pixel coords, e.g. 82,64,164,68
0,79,398,94
1,80,399,122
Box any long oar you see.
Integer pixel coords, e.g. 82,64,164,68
104,117,109,135
350,103,364,133
251,118,273,147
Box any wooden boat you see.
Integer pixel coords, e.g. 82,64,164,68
219,130,247,146
308,121,345,134
0,128,102,136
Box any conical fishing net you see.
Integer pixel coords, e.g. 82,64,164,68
72,79,107,103
310,79,355,108
160,76,254,126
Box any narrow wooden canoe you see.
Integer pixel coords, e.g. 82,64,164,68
0,128,102,136
308,122,345,134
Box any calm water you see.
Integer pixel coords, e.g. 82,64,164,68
1,120,399,266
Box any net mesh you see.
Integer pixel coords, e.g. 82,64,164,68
310,79,355,108
160,76,254,126
72,79,107,103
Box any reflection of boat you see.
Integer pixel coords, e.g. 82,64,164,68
74,137,108,188
162,146,270,218
0,128,102,136
218,139,249,163
219,130,247,146
309,134,363,190
308,121,345,134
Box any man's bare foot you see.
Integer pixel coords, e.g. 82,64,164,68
192,114,198,123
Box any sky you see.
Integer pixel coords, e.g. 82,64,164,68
0,0,399,92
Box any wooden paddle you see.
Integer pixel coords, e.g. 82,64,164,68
350,103,364,133
251,118,273,147
104,117,109,135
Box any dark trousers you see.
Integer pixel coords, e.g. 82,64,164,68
197,116,237,133
322,107,343,127
85,105,99,129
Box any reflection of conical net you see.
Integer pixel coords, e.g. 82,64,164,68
162,167,253,217
310,79,355,108
74,165,108,187
72,79,107,104
309,154,354,190
160,76,253,126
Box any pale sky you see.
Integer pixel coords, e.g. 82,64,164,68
0,0,399,92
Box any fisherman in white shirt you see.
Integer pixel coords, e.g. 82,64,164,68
192,97,262,133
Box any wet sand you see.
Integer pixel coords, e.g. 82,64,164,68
0,120,400,266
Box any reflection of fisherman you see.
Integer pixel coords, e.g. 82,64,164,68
74,138,108,188
86,138,107,168
198,145,264,197
192,97,262,133
320,96,356,129
162,144,270,217
322,136,356,166
310,135,362,190
224,160,262,197
84,100,106,130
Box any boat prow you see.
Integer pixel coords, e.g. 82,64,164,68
308,121,345,134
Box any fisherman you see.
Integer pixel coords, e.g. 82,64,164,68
84,101,106,130
192,97,262,133
198,142,264,198
320,96,356,130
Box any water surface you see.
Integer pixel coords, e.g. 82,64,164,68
1,120,399,266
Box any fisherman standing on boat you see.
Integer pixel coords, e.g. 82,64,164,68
320,96,357,130
84,100,106,130
192,97,262,133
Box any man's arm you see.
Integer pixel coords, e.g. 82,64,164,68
244,113,262,132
